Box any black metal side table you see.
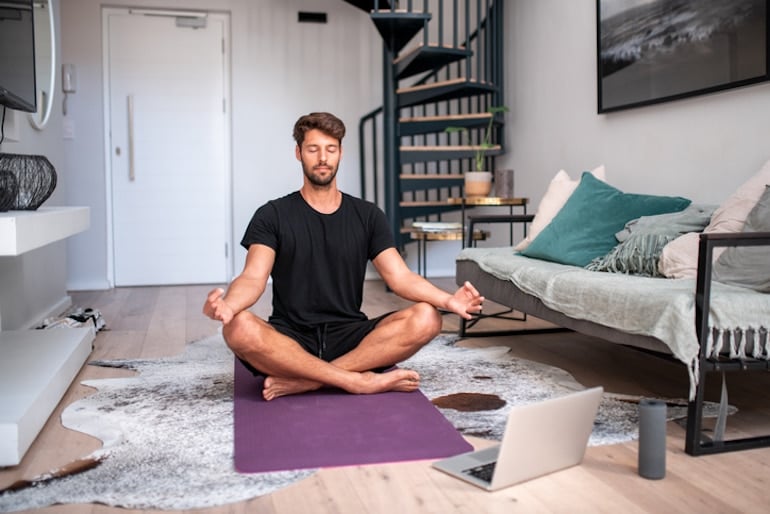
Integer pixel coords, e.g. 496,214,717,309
410,227,489,277
446,196,530,247
452,202,543,338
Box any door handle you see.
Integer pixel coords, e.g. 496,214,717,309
127,95,135,181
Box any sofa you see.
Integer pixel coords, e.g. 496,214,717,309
455,161,770,456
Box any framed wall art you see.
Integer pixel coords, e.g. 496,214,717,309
597,0,769,113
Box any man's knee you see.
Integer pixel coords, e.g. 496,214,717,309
222,311,266,355
410,302,442,342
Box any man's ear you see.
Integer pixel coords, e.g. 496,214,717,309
295,144,301,161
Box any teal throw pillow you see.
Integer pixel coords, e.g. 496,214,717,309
520,173,691,267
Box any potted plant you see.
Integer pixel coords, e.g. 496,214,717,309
445,105,508,197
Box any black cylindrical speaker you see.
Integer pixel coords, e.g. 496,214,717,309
638,399,666,479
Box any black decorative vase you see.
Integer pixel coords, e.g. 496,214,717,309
0,153,57,210
0,169,18,212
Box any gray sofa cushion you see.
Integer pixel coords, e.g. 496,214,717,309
713,185,770,293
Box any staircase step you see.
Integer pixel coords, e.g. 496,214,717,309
397,78,497,108
395,44,471,79
399,113,493,136
371,10,432,53
399,199,459,207
400,145,502,164
342,0,392,12
397,202,463,219
399,173,464,192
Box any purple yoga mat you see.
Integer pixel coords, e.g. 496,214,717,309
233,359,473,473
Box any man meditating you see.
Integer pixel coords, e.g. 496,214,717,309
203,112,483,401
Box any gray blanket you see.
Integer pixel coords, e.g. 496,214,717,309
457,247,770,398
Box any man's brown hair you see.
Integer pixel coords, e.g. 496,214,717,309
293,112,346,147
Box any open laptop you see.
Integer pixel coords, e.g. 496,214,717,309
432,386,603,491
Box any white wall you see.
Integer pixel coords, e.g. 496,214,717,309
0,0,70,329
59,0,383,289
501,0,770,207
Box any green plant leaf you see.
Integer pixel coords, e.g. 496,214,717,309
443,105,509,171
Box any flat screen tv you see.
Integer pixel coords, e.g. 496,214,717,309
0,0,37,113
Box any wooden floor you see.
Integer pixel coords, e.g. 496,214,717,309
3,278,770,513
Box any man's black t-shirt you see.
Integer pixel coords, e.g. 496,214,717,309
240,191,395,329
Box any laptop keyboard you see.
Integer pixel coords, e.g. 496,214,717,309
463,461,497,483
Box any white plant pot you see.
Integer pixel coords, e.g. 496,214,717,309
464,171,492,197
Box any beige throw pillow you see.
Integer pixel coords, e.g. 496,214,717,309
514,165,606,251
659,158,770,278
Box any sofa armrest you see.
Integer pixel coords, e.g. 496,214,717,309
695,232,770,354
698,231,770,246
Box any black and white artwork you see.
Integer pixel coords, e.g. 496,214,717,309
597,0,769,112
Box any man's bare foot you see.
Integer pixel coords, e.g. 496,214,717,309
263,376,322,401
353,369,420,395
262,368,420,400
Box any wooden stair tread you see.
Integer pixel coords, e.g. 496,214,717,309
396,78,497,108
401,145,502,152
399,174,463,180
400,113,491,123
397,77,487,95
393,44,472,78
399,200,459,207
398,173,465,193
394,43,464,65
399,145,504,164
399,112,495,136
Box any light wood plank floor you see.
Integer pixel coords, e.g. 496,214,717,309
3,279,770,513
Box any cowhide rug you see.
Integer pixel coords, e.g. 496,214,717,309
0,334,729,512
402,337,730,445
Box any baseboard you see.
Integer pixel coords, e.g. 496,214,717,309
18,295,73,330
66,279,113,292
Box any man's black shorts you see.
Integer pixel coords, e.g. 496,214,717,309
238,311,395,376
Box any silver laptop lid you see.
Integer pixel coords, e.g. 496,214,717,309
489,386,603,489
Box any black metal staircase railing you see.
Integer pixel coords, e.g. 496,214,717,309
349,0,505,250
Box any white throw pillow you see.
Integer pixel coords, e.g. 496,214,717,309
514,165,606,251
659,157,770,278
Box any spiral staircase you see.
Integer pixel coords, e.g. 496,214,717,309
344,0,506,249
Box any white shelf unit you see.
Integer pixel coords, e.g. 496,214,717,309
0,207,94,466
0,206,90,256
0,328,93,466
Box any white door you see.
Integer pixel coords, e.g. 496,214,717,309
104,8,231,286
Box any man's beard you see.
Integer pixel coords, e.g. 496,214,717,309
302,160,338,187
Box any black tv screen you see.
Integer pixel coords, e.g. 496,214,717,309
0,0,37,113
